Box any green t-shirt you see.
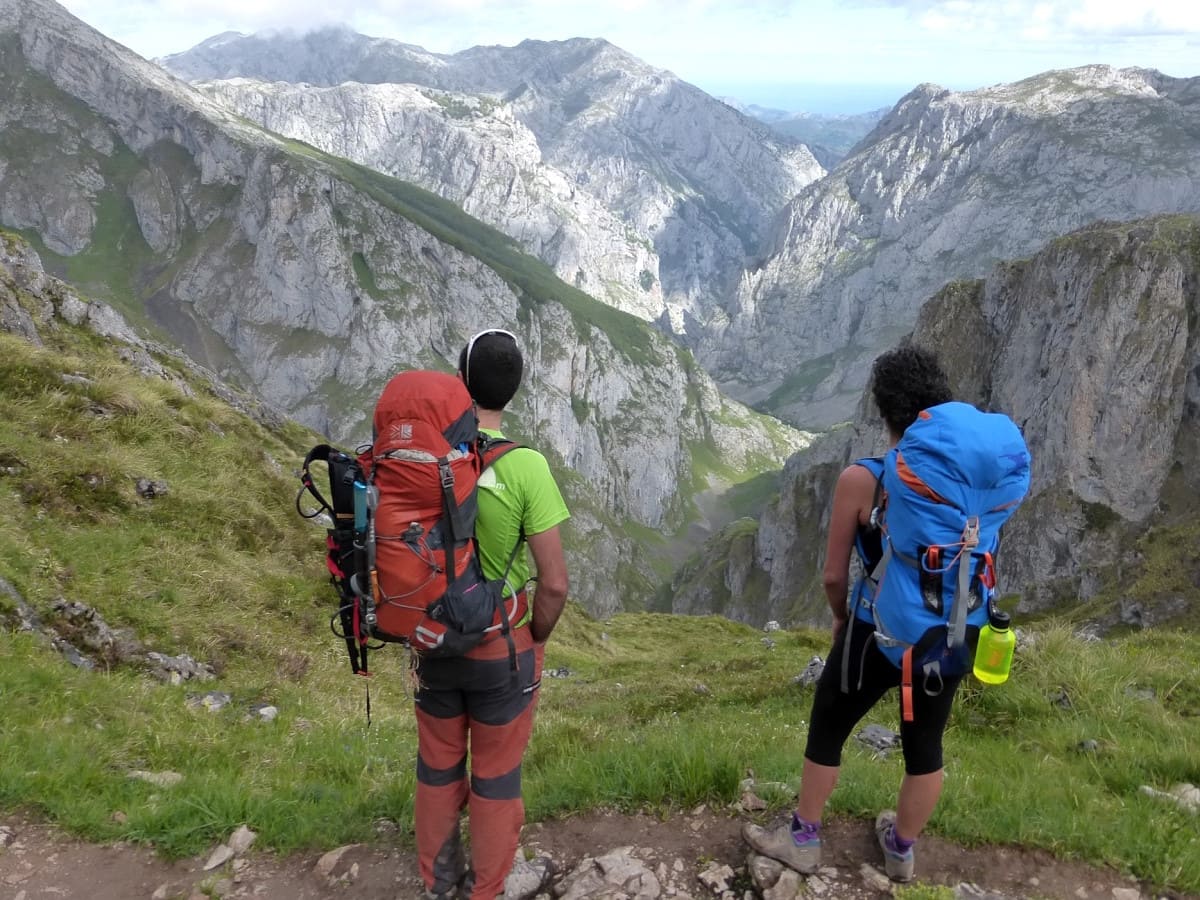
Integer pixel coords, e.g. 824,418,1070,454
476,428,570,598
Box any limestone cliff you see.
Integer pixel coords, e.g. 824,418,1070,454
160,28,825,333
194,77,663,320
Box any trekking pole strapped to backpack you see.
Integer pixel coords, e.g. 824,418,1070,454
296,444,376,675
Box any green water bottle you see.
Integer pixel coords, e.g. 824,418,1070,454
973,609,1015,685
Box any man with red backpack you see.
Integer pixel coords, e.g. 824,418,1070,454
414,329,570,900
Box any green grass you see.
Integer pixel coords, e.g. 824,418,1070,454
2,293,1196,889
894,887,958,900
530,619,1200,895
0,299,411,854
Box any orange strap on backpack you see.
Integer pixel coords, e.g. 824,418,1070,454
901,647,915,723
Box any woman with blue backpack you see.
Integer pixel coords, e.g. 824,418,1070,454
743,343,1030,883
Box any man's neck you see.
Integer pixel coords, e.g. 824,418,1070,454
477,407,503,430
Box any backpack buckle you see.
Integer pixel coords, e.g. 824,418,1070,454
438,459,454,490
961,517,980,548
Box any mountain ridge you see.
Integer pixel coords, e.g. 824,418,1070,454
165,30,1200,435
159,26,825,335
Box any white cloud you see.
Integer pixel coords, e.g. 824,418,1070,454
54,0,1200,110
866,0,1200,37
61,0,785,57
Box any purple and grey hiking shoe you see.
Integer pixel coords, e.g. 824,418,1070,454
741,815,821,874
875,810,915,882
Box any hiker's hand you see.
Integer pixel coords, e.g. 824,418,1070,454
832,613,848,642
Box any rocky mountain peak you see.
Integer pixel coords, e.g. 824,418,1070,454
192,30,247,50
708,63,1200,428
994,63,1167,105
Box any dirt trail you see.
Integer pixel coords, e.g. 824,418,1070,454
0,810,1192,900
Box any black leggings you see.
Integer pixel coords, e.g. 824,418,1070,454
804,618,962,776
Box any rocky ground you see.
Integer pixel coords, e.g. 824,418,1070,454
2,807,1194,900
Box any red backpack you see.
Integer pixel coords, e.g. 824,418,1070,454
367,370,522,656
297,371,524,674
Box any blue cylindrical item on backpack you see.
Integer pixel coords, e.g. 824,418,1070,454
353,479,368,533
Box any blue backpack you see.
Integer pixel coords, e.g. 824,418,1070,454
845,402,1031,720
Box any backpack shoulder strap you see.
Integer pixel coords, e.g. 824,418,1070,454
839,456,889,696
478,436,527,555
853,456,885,509
850,455,886,545
854,456,884,476
478,435,523,470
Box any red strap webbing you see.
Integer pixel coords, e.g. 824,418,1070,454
901,648,915,723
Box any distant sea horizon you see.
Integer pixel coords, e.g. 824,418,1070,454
699,81,925,116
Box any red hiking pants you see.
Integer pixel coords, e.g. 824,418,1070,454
414,626,543,899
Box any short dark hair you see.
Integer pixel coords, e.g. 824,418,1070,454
870,343,952,436
458,330,523,411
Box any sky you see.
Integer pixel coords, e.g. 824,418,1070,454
56,0,1200,114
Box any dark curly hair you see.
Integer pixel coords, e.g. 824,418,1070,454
458,330,523,411
870,343,952,436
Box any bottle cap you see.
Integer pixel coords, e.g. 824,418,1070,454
988,609,1011,630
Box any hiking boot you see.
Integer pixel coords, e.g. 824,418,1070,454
422,876,472,900
875,810,915,882
426,828,467,898
741,820,821,874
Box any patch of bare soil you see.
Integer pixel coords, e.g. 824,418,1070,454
1,809,1195,900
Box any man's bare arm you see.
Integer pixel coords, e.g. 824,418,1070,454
526,525,568,643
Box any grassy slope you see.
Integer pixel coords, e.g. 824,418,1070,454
0,275,1198,893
